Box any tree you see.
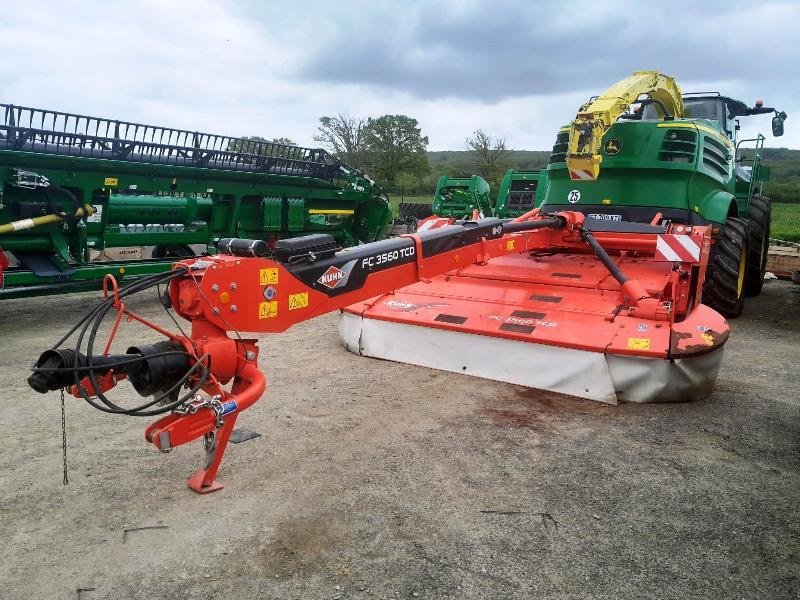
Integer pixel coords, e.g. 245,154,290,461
363,114,429,187
313,114,369,170
466,129,509,183
270,137,297,146
227,135,299,159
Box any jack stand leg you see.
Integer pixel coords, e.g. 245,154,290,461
187,413,238,494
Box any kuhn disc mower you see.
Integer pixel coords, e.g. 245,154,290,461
28,210,727,492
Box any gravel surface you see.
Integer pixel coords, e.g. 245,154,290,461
0,281,798,599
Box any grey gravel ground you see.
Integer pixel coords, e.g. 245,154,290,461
0,281,798,600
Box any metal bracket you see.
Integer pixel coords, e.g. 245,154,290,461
11,169,50,189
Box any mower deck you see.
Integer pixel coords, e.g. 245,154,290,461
340,252,728,404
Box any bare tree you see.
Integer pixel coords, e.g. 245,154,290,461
314,114,369,170
466,129,509,182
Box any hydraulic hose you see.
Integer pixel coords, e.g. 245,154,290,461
502,216,564,234
0,204,95,234
28,266,211,417
579,225,628,285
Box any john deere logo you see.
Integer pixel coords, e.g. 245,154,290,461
604,138,622,155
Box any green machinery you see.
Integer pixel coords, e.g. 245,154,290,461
398,169,548,223
494,169,549,217
433,175,492,217
0,103,391,298
434,170,549,218
537,71,787,317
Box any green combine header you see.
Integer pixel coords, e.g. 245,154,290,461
0,104,391,298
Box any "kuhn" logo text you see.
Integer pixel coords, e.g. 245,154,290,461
317,266,345,289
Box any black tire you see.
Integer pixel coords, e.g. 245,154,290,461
744,195,771,297
398,202,433,220
703,217,749,318
152,244,194,259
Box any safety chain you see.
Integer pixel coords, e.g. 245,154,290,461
174,394,225,429
60,388,69,485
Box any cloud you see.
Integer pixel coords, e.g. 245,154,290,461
0,0,796,150
299,1,798,101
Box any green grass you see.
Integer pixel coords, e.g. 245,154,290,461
771,203,800,242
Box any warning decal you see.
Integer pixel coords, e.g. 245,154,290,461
626,337,650,350
260,268,279,285
288,292,309,310
258,301,278,319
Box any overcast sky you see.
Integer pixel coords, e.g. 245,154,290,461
1,0,796,151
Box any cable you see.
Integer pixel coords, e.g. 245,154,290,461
157,283,191,342
78,269,206,416
35,266,211,417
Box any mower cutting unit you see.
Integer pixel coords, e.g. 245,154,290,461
342,212,725,404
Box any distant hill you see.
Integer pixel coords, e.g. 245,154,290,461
428,150,552,177
758,148,800,180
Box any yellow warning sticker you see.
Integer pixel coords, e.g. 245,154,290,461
627,337,651,350
701,332,714,346
259,268,279,285
104,177,119,186
288,292,309,310
258,301,278,319
506,240,515,251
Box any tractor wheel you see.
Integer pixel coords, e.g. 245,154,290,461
703,217,749,318
398,202,433,220
744,195,771,297
152,244,194,259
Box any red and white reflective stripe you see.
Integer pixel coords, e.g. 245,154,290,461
655,234,701,262
569,170,594,180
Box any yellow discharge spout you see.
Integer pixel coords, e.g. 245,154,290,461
566,70,684,181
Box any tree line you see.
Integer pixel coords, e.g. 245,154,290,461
312,114,525,193
235,115,800,203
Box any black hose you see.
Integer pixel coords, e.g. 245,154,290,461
44,184,81,221
31,266,211,417
579,226,628,285
75,268,208,416
501,216,564,234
